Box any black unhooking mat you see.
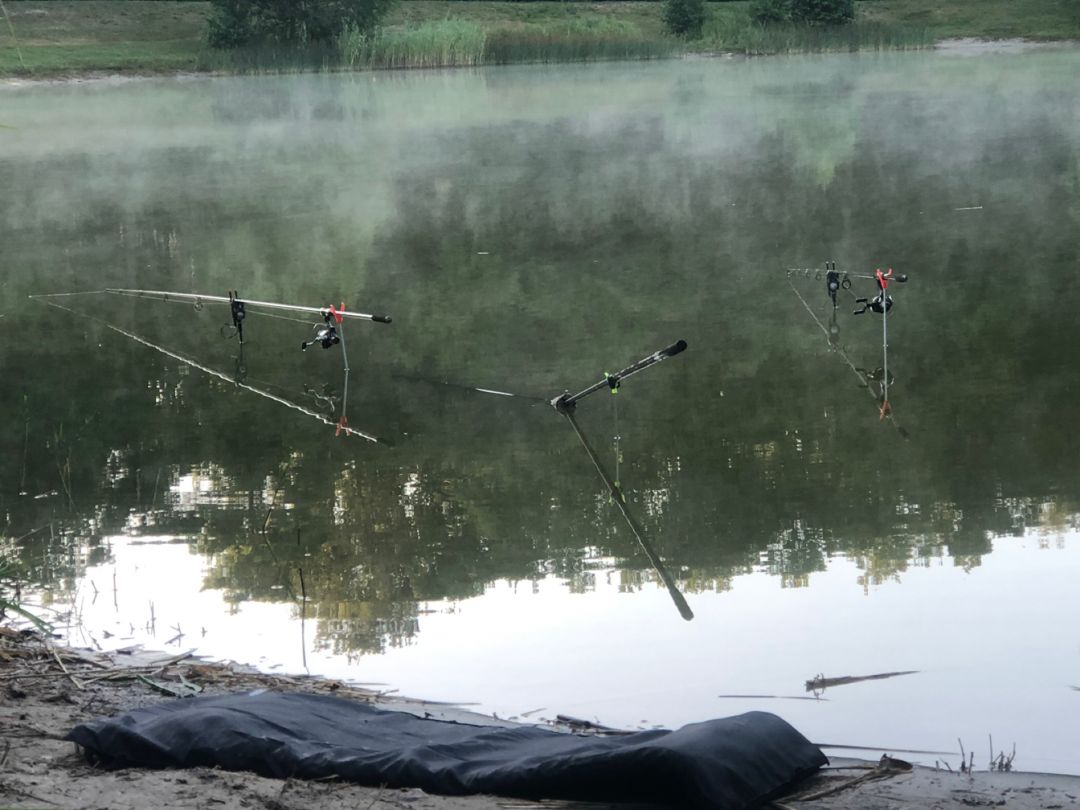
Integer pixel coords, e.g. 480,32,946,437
66,692,826,809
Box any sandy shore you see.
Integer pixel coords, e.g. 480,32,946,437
2,628,1079,810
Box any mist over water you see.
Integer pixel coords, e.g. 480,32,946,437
2,49,1079,773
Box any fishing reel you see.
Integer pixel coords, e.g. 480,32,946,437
301,309,341,351
819,262,856,307
220,290,246,343
853,268,905,315
853,292,893,315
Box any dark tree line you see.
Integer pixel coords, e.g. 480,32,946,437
663,0,854,39
209,0,394,47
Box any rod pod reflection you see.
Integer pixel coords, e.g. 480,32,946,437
549,339,693,621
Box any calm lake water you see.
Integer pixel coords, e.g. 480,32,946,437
3,47,1079,774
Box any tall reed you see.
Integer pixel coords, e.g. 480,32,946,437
339,20,487,69
485,18,674,64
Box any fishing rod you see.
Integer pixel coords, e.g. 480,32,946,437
560,409,694,621
787,263,909,311
105,287,392,347
35,299,384,443
393,340,688,411
551,340,687,412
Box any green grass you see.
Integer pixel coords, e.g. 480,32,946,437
858,0,1080,40
385,1,669,38
0,1,213,75
0,0,1077,77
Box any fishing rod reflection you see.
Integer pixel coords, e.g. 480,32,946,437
396,340,695,620
549,340,693,620
787,266,910,437
559,408,694,621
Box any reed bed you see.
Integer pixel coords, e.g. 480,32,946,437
484,18,674,64
703,13,933,54
338,18,673,70
339,20,486,69
211,14,923,75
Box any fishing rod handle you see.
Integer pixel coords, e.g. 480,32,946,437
371,314,393,324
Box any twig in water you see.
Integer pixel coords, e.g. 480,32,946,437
298,563,308,672
805,670,918,693
166,623,184,645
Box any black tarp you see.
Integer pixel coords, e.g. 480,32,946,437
66,692,826,809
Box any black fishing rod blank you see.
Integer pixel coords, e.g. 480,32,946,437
551,340,687,412
106,288,393,324
561,409,694,621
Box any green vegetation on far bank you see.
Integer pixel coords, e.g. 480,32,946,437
0,0,1078,77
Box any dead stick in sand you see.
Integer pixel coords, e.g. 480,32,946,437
0,779,59,806
363,784,387,810
148,650,194,675
47,644,84,690
789,769,897,802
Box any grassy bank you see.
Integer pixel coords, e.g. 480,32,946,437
1,0,1078,77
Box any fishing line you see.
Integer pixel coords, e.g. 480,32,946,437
248,309,312,326
27,290,109,298
611,385,622,499
881,296,889,419
338,321,350,433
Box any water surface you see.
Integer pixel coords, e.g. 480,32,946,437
2,49,1079,773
